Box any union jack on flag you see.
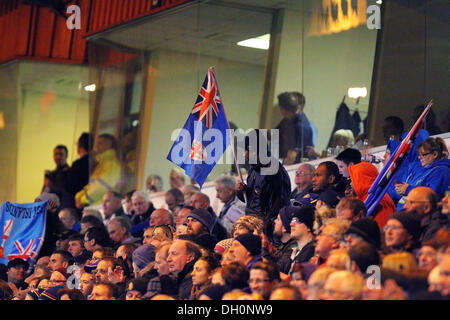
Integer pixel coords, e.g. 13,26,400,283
167,67,231,188
191,69,222,129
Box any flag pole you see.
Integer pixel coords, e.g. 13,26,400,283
210,67,247,203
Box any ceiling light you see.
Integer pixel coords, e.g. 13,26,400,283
348,87,367,99
84,84,96,92
376,0,382,4
237,34,270,50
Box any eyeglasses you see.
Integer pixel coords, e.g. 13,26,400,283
295,171,310,176
383,225,404,232
405,199,429,205
418,151,433,158
291,217,300,224
248,278,270,285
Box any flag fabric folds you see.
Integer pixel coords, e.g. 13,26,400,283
0,201,48,266
167,68,231,188
364,100,433,217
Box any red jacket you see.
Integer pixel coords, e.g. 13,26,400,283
348,162,397,228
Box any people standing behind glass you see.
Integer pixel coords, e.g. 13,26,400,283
67,133,94,200
75,134,121,209
275,91,314,165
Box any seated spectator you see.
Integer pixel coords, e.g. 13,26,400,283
7,259,29,294
288,206,316,272
190,255,220,300
55,230,78,251
348,241,380,275
186,208,218,252
48,250,73,273
122,189,136,216
80,215,105,235
313,205,336,234
79,272,95,299
181,185,200,206
150,209,174,227
344,218,382,250
306,267,337,300
149,224,175,247
102,191,125,228
215,176,245,237
91,283,117,300
310,221,348,266
57,288,86,300
230,234,262,270
325,249,352,271
262,206,297,275
394,137,449,199
232,215,264,238
175,206,192,235
190,192,228,241
108,216,141,248
417,240,439,272
58,208,81,232
210,262,249,292
403,186,448,243
132,244,156,278
290,163,315,202
248,262,280,300
130,190,155,227
336,197,366,222
269,283,303,300
438,254,450,296
309,161,347,199
115,243,138,276
383,211,421,254
84,226,112,253
316,189,340,210
322,270,365,300
348,162,396,227
125,278,149,300
161,240,201,299
335,148,362,178
382,252,418,275
169,168,186,190
68,234,92,264
197,284,228,300
165,188,185,213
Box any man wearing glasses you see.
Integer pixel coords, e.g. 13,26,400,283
248,262,280,300
290,163,315,202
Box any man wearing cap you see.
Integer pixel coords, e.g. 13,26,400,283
383,211,421,254
230,233,262,270
7,259,29,293
288,206,316,273
262,206,297,275
344,218,381,250
275,91,314,165
186,208,218,252
125,277,149,300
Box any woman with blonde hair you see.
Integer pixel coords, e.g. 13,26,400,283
382,251,418,275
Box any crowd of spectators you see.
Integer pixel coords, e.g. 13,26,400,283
0,116,449,301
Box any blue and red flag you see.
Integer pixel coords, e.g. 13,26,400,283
365,100,433,216
167,68,231,188
0,201,48,266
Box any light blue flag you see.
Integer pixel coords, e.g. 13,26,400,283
0,201,48,266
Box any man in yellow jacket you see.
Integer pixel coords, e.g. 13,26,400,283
75,134,121,208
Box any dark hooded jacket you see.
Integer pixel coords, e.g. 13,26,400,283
349,162,397,228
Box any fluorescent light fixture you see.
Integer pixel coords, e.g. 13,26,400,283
84,84,96,92
348,87,367,99
237,34,270,50
376,0,382,4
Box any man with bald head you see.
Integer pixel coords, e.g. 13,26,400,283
403,186,448,243
150,208,174,226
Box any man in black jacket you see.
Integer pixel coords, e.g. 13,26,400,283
161,239,201,299
236,129,291,240
67,132,94,198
